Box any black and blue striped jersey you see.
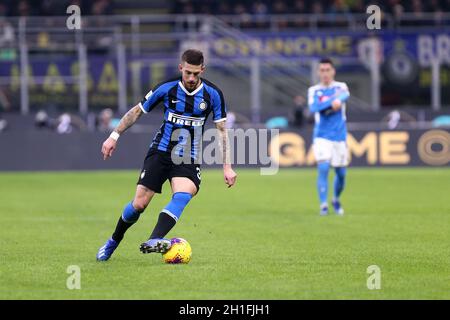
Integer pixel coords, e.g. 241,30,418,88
139,77,227,160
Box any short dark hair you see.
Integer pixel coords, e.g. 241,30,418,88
319,58,334,67
181,49,204,66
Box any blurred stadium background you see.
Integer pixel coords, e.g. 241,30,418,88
0,0,449,170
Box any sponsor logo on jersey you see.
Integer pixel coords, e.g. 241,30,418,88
167,112,205,127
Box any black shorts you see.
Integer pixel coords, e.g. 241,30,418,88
137,149,201,194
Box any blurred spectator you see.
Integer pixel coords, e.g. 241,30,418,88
389,0,405,20
0,19,14,46
35,110,56,130
225,110,251,129
38,0,62,16
0,118,6,132
426,0,442,12
35,110,86,133
0,88,10,132
327,0,352,28
0,88,11,110
422,0,446,25
265,116,289,129
0,3,9,16
290,95,307,128
199,3,212,15
37,31,50,48
349,0,364,14
182,2,194,14
91,0,113,15
328,0,351,14
57,113,73,134
272,0,288,14
252,1,269,28
410,0,424,19
0,0,446,18
217,3,232,15
97,108,119,132
292,0,308,28
382,110,416,129
272,0,288,29
16,0,31,16
311,2,326,27
252,1,268,16
233,3,251,28
432,115,450,128
293,0,306,13
311,2,324,15
56,113,87,133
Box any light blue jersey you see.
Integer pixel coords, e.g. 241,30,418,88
308,81,350,142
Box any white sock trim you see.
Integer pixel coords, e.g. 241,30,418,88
121,213,138,223
162,209,178,222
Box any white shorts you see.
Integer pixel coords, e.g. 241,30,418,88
313,138,348,167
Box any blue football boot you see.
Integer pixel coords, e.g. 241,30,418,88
96,238,119,261
319,203,329,216
332,199,344,216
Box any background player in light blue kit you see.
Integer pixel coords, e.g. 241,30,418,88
308,58,350,216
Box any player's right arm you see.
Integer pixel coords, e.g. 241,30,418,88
101,84,167,160
308,87,334,113
209,84,236,188
308,86,350,114
101,104,143,160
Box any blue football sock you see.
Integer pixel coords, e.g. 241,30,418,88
317,161,330,205
150,192,192,239
121,201,142,223
334,167,346,200
112,201,142,243
161,192,192,222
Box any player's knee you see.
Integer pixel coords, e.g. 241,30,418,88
132,200,148,213
335,167,346,179
122,201,143,223
132,192,152,213
162,192,192,222
318,161,330,173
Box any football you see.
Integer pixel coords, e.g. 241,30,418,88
162,238,192,264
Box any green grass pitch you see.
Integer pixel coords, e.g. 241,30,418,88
0,168,449,299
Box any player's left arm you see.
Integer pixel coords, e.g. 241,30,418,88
216,120,237,188
210,86,237,188
331,83,350,111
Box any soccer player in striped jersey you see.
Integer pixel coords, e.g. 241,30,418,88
96,49,237,261
308,58,350,216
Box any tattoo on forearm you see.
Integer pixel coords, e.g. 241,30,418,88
216,122,231,165
114,105,142,135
